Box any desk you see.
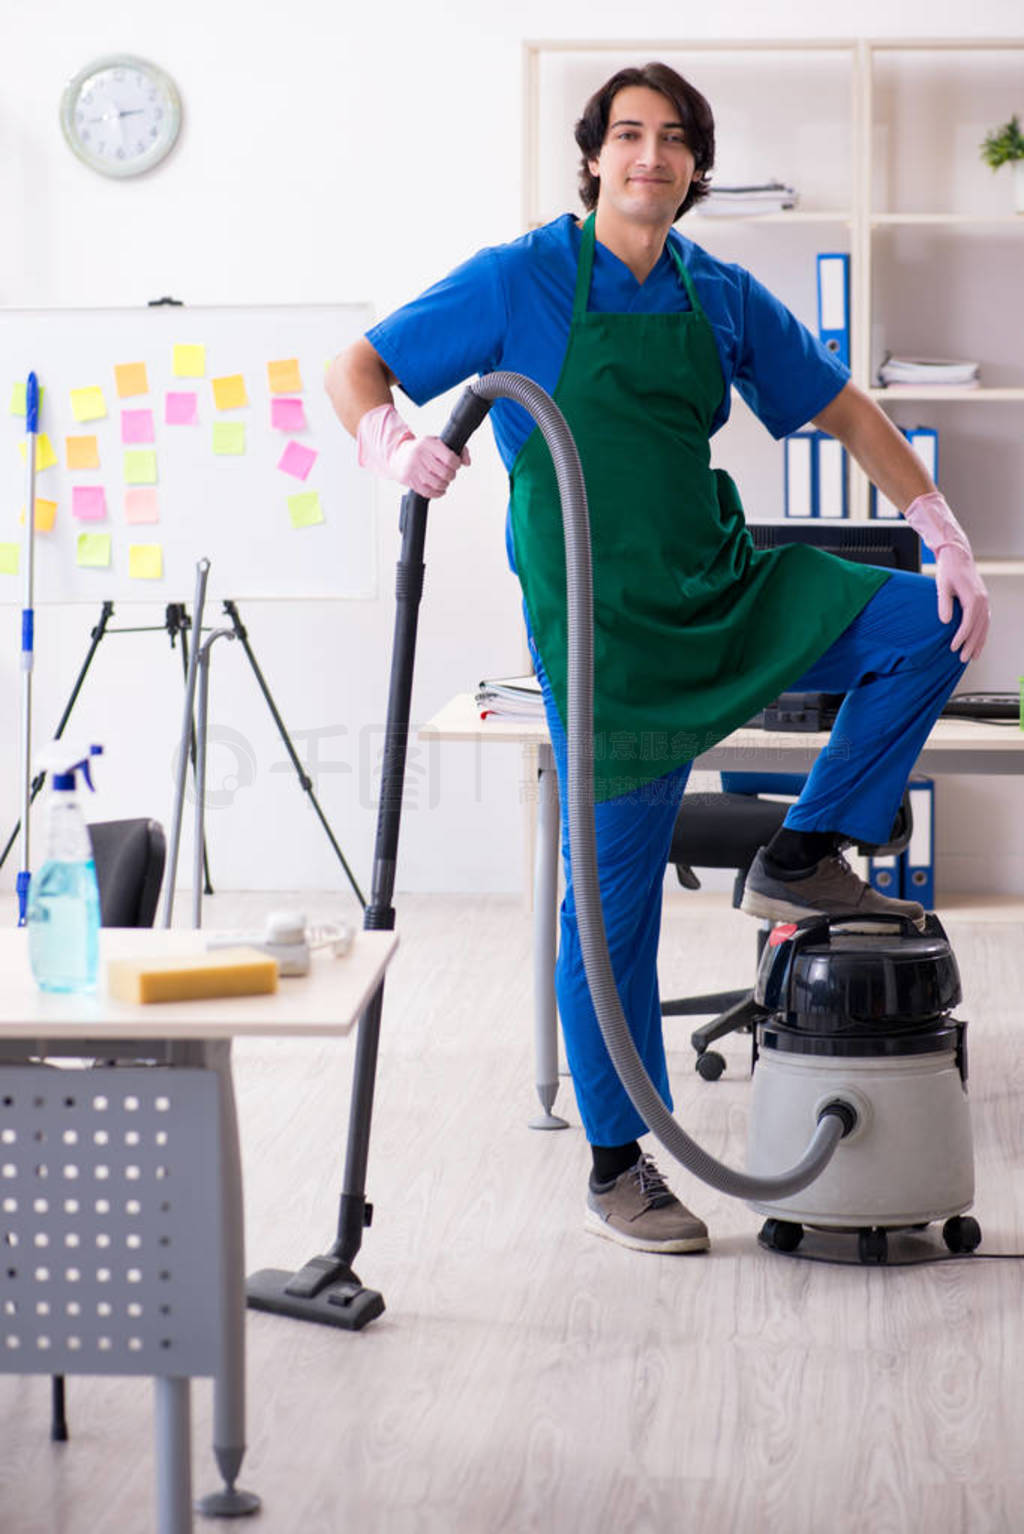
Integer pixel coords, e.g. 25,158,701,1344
422,693,1024,1127
0,926,398,1534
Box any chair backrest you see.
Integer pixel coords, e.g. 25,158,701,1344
87,820,166,930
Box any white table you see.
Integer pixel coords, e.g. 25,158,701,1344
421,693,1024,1127
0,926,398,1534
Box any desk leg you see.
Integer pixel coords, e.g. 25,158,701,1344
154,1376,192,1534
191,1042,261,1520
531,744,568,1130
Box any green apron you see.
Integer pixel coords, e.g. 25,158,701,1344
509,213,889,801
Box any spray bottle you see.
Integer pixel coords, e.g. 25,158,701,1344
26,745,103,994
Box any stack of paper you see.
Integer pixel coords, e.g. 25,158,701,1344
475,674,545,720
878,356,980,389
700,181,798,216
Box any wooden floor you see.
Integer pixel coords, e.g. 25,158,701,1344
2,891,1024,1533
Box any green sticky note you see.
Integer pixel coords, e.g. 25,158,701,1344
0,542,19,575
76,532,111,568
9,382,44,415
124,448,158,484
212,421,246,455
287,491,324,529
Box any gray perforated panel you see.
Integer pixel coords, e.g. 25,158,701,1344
0,1065,224,1377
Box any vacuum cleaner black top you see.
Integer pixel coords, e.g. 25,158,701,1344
755,913,963,1058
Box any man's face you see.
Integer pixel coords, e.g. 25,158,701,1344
588,85,698,228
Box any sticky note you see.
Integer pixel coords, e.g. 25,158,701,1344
0,543,18,575
70,386,107,422
212,421,246,456
20,433,57,471
72,485,108,522
124,449,158,484
124,488,160,525
173,344,206,378
212,374,248,410
278,440,318,481
76,532,111,568
115,361,149,398
66,435,100,470
121,408,155,444
166,391,198,426
287,491,324,529
19,498,58,532
271,397,307,433
10,383,45,415
129,544,163,580
268,358,303,394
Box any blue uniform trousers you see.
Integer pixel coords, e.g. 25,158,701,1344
530,570,967,1146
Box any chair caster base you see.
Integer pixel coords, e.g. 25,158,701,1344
529,1112,570,1130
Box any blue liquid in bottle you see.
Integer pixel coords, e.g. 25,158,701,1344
27,858,101,994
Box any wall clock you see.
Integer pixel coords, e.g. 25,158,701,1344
60,54,182,178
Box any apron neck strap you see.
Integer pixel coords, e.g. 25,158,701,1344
574,212,704,318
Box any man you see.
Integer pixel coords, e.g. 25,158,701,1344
327,62,989,1256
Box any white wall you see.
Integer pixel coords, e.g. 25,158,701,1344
2,0,1023,899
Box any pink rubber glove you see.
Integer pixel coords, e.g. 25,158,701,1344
356,402,469,499
902,491,990,662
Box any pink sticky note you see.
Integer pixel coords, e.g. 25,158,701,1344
124,488,160,525
72,485,107,522
271,397,307,433
277,441,318,481
165,391,198,426
121,408,155,444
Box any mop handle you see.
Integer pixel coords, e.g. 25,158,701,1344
16,373,39,926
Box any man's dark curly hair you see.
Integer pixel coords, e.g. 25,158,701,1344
574,62,715,221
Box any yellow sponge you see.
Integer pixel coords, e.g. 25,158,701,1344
107,947,279,1004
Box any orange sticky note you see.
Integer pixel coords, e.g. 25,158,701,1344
66,434,100,470
212,374,248,410
19,498,58,532
267,358,303,394
115,361,149,398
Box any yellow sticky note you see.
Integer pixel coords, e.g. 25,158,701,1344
0,542,19,575
128,543,163,580
19,498,58,532
76,532,111,568
9,382,45,415
212,374,248,410
212,421,246,456
268,358,303,394
115,361,149,398
66,434,100,470
287,490,324,529
70,386,107,423
19,432,58,471
173,344,206,378
124,448,158,485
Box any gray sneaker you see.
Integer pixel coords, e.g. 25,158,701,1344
585,1154,710,1254
740,847,925,928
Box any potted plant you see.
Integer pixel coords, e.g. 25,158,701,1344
980,114,1024,213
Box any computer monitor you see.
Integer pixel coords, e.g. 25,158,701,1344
748,519,921,572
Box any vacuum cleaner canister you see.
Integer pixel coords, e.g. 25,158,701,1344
746,913,975,1234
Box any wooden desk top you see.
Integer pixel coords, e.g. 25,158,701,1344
0,928,398,1041
421,693,1024,773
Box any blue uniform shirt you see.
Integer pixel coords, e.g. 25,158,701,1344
366,213,850,472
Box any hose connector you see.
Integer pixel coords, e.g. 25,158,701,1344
817,1099,859,1139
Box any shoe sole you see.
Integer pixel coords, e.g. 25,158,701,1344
740,887,925,932
584,1208,710,1254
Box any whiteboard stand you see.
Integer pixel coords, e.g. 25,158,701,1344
0,600,214,890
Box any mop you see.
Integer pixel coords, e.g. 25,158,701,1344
16,373,39,927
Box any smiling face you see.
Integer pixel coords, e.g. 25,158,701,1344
587,85,699,231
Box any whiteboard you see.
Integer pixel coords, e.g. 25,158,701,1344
0,303,375,604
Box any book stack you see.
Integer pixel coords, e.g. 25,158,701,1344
475,674,544,720
700,181,798,216
877,356,980,389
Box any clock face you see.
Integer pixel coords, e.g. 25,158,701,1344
60,55,181,178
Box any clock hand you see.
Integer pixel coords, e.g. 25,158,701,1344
117,109,146,118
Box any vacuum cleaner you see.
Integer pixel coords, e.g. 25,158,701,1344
249,369,979,1333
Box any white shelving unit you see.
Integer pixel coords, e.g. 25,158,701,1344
523,37,1024,566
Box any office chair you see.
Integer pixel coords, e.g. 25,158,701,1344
47,818,166,1444
662,779,912,1080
